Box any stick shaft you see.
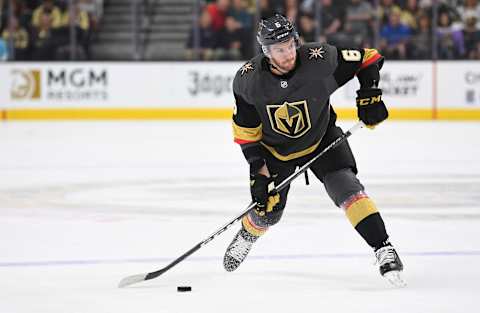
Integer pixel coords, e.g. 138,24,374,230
119,121,364,287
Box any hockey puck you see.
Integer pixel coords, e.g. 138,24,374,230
177,286,192,292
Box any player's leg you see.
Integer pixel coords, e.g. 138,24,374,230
224,159,295,272
322,169,405,286
309,124,405,286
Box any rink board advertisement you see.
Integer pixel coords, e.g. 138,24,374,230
0,62,240,108
0,61,479,120
436,62,480,108
330,61,432,109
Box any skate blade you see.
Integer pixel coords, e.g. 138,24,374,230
383,271,407,288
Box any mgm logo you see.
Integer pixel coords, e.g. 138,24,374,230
10,69,41,100
267,100,311,138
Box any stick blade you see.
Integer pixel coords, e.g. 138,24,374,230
118,273,148,288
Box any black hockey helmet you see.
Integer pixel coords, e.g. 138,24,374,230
257,14,300,55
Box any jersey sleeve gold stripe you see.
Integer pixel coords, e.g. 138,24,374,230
232,121,262,144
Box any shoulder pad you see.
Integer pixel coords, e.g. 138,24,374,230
233,55,263,99
238,61,256,77
300,43,337,63
298,43,338,74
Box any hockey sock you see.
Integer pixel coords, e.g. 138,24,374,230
341,191,388,249
242,214,268,237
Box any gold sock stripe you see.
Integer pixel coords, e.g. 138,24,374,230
242,214,267,237
344,197,378,227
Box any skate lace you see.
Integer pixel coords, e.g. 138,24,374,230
375,246,396,266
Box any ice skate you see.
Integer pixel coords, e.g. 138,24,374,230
223,227,259,272
375,244,406,287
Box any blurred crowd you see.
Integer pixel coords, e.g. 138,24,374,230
1,0,479,61
186,0,480,60
0,0,103,60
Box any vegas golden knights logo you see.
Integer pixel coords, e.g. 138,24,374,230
10,69,41,100
266,100,311,138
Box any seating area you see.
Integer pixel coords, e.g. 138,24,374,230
187,0,480,60
0,0,103,60
1,0,479,60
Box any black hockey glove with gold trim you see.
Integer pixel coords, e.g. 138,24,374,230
356,88,389,127
250,173,280,216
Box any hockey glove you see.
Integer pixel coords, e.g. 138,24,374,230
356,88,389,128
250,173,280,216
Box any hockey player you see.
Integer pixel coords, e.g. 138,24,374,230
224,14,405,287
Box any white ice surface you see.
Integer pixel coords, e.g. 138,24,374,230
1,120,479,313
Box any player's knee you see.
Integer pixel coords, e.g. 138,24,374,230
323,168,365,207
324,168,379,227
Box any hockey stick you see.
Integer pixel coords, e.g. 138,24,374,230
118,121,365,288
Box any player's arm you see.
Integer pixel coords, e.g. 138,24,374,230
232,93,266,174
333,47,388,127
232,93,278,213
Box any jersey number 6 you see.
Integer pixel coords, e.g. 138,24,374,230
341,50,362,62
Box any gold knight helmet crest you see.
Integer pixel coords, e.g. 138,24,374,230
267,100,311,138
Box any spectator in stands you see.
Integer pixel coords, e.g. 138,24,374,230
259,0,276,19
61,3,89,34
380,7,412,59
206,0,230,32
32,0,62,29
284,0,299,23
458,0,480,28
0,37,6,60
379,0,401,25
437,10,465,59
438,1,463,28
228,0,254,58
215,15,243,59
300,0,349,13
0,0,4,32
244,0,257,13
186,9,217,60
1,0,31,32
318,0,346,45
31,11,57,60
270,0,287,16
408,13,432,59
74,0,100,59
462,15,480,58
298,13,316,43
229,0,253,29
78,0,103,31
1,15,29,59
344,0,373,46
401,0,422,30
54,2,90,59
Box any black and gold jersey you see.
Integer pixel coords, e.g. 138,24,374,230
232,42,383,162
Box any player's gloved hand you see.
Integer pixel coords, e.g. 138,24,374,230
250,173,280,216
356,88,389,128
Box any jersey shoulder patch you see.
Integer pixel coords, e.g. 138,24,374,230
233,55,263,100
304,43,327,61
235,54,263,78
239,61,255,76
299,43,338,75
